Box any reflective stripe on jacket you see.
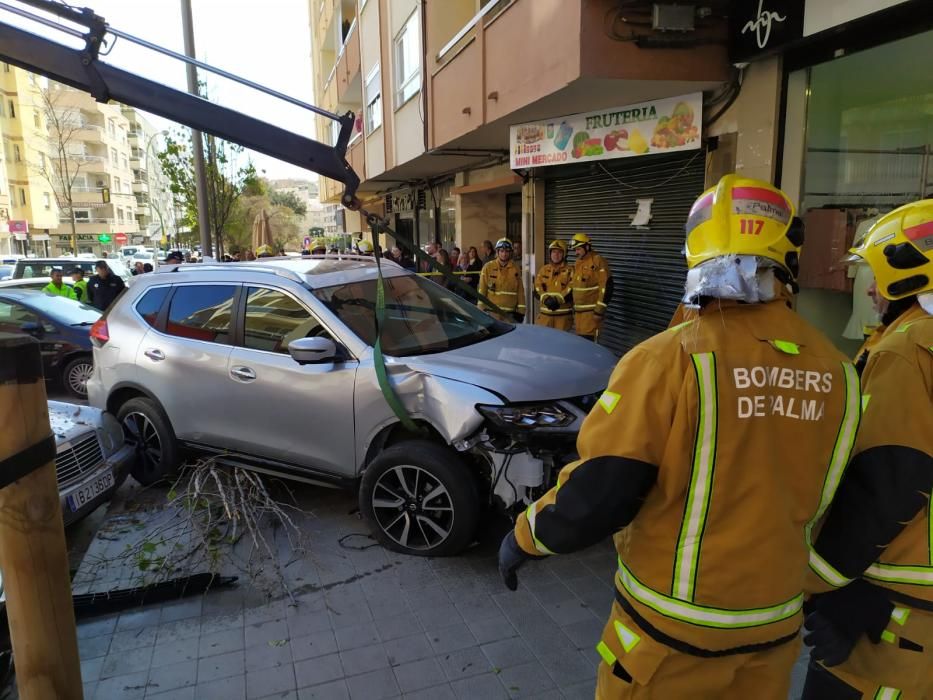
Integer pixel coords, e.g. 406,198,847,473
478,260,525,314
534,263,573,317
514,299,858,652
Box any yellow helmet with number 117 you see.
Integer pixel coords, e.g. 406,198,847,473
848,199,933,300
568,233,591,250
685,175,804,278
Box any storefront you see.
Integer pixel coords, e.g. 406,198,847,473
731,0,933,355
511,93,707,353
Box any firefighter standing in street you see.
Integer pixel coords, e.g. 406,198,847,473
498,176,861,699
479,238,525,322
569,233,611,341
534,240,573,331
801,200,933,700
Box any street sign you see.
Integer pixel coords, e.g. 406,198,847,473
98,234,111,243
114,232,128,244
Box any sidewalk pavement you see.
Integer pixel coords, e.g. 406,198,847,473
74,486,808,699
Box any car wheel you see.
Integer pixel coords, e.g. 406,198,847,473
360,440,479,557
117,397,180,485
62,355,93,399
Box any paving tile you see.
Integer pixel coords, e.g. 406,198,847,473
427,622,475,655
538,649,597,688
455,595,504,622
560,617,605,651
147,688,196,700
328,606,374,630
392,656,446,694
345,667,400,700
197,650,246,684
466,614,517,646
297,679,350,700
147,659,197,693
78,614,119,640
81,655,104,683
403,585,449,608
402,683,456,700
481,637,535,670
84,681,97,699
159,598,204,624
93,670,151,699
201,612,246,635
415,604,461,634
256,691,298,700
155,618,202,645
383,633,434,666
79,633,112,660
449,672,509,700
116,607,163,632
196,674,247,700
246,619,290,648
339,642,389,675
244,641,294,673
437,645,492,682
294,653,344,688
498,660,557,698
200,628,245,658
561,679,597,700
288,609,333,636
373,613,420,642
245,601,287,625
151,636,200,669
101,645,154,680
111,626,159,652
291,630,338,662
544,598,598,627
246,664,297,699
334,623,380,651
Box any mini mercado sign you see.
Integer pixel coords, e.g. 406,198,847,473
509,93,702,170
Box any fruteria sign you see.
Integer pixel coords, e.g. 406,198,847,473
509,93,702,170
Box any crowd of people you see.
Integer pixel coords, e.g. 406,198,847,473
42,260,126,311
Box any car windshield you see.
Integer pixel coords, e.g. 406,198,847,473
313,274,512,356
23,294,101,325
0,265,13,279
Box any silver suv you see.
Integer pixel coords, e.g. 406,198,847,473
86,257,616,555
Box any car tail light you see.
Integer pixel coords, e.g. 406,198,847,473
90,318,109,345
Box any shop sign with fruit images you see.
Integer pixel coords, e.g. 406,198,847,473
509,93,702,169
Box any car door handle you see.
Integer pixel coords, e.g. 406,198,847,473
230,366,256,381
144,348,165,361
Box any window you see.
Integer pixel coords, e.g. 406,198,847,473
7,100,14,119
33,111,40,129
38,152,45,170
394,10,421,107
122,153,128,170
116,207,124,222
18,188,25,206
134,287,169,328
166,285,236,344
74,209,91,222
242,287,328,354
2,63,9,73
365,65,382,132
114,176,121,192
0,301,39,334
42,192,51,210
108,119,115,137
13,145,21,162
110,147,118,165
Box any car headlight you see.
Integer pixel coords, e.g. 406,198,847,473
97,411,124,455
477,403,575,430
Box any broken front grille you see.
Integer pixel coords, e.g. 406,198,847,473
56,434,104,488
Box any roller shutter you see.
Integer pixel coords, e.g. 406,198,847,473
544,150,706,354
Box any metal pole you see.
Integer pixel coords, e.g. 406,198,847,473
180,0,212,259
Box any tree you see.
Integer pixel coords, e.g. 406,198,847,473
158,129,258,258
33,86,88,255
269,189,307,217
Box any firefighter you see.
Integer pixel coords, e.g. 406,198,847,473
310,238,327,255
479,238,525,322
534,240,573,331
568,233,611,341
802,200,933,700
498,175,860,699
356,239,374,256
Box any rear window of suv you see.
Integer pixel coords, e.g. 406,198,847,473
165,285,236,343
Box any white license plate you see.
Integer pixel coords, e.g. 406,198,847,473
66,471,114,512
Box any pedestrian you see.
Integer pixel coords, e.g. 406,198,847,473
435,249,457,290
513,240,522,264
481,239,495,264
533,240,573,331
450,247,461,270
568,232,612,342
143,263,153,273
357,239,374,257
165,251,184,265
87,260,126,311
132,261,144,276
498,175,859,699
311,239,327,256
462,246,483,289
42,267,77,299
245,249,256,261
70,267,88,302
478,238,524,322
800,200,933,700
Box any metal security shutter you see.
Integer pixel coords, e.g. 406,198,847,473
544,150,705,354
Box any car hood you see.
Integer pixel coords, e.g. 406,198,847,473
48,400,102,443
400,325,617,403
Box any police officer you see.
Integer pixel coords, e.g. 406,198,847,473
498,175,859,699
42,267,77,299
478,238,525,322
802,200,933,699
70,267,88,302
87,260,126,311
534,240,573,331
568,233,611,341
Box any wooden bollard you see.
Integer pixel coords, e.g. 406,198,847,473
0,334,82,699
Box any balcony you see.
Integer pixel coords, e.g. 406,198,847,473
55,218,139,234
335,19,360,106
133,180,149,194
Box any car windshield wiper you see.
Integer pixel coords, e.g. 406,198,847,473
71,321,95,326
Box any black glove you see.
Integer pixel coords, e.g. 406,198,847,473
803,579,894,666
543,296,560,311
498,531,539,591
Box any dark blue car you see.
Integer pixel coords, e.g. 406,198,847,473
0,290,101,398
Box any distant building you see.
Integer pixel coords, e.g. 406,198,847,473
122,107,176,248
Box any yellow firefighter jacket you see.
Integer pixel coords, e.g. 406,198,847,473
810,303,933,604
479,259,525,320
853,323,887,375
571,251,610,336
534,262,573,330
514,299,860,652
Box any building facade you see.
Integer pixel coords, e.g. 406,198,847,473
122,106,175,248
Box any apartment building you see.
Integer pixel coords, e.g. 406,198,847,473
122,106,175,247
0,64,59,256
45,83,139,256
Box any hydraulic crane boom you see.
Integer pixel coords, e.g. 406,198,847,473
0,0,361,206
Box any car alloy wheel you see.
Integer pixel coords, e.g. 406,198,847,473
64,359,93,398
122,411,163,477
371,464,455,551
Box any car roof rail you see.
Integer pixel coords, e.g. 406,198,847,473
155,262,307,285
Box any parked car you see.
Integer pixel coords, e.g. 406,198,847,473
13,257,132,285
0,289,100,398
0,265,13,280
0,276,68,291
87,257,616,556
48,400,134,525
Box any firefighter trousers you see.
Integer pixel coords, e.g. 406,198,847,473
536,312,573,331
595,601,800,699
801,604,933,699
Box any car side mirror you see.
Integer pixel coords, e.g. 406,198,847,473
288,337,337,365
20,321,44,338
